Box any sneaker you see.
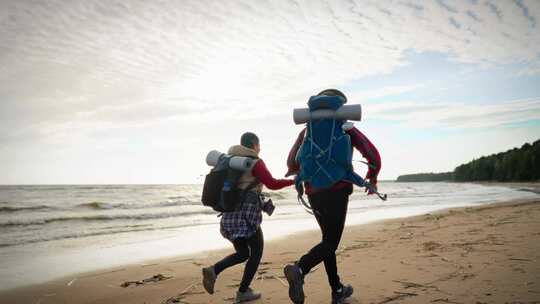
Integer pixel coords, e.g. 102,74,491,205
202,266,217,294
235,288,261,303
283,264,305,304
331,284,354,304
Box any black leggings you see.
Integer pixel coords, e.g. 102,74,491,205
298,187,350,292
214,227,264,292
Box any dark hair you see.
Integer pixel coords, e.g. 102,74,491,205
317,89,347,103
240,132,259,149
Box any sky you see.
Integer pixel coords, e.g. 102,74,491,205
1,0,539,184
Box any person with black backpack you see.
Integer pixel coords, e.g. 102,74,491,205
202,132,294,303
283,89,382,304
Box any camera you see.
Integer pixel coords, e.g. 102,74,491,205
262,198,275,216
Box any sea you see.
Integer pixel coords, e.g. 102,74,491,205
0,182,538,290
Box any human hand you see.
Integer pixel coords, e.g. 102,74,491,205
342,121,354,131
365,176,377,195
285,168,298,177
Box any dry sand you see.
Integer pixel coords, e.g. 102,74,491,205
1,198,539,304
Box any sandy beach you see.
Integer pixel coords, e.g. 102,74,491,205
1,197,539,304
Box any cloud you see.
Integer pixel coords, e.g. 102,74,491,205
369,97,540,129
437,0,459,13
466,10,482,22
348,84,423,101
1,0,540,183
514,0,537,27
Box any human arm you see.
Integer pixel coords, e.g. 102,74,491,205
252,159,295,190
347,127,381,191
285,128,306,177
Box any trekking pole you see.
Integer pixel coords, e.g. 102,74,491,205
353,159,377,169
352,160,388,201
364,181,387,201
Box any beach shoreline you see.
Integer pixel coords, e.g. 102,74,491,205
5,181,538,292
1,196,539,304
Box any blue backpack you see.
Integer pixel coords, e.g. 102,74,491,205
295,95,383,210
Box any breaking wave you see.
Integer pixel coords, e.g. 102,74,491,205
0,222,214,248
0,205,54,213
76,199,201,210
0,209,215,227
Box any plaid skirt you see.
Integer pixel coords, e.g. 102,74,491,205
220,191,262,241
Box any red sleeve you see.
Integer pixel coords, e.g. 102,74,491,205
252,159,295,190
285,129,306,177
347,127,381,179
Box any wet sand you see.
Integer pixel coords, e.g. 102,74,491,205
1,198,539,304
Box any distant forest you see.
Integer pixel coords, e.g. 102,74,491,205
396,139,540,182
396,172,454,182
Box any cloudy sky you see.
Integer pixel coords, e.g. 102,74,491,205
1,0,539,184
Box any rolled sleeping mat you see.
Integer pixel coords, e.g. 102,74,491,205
205,150,255,171
229,156,256,171
293,104,362,124
206,150,224,167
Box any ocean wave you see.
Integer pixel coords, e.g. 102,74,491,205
0,209,216,227
167,195,202,204
0,221,213,248
164,199,201,206
76,202,116,209
0,205,54,213
167,196,184,200
76,199,201,210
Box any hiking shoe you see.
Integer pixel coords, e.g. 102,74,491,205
235,288,261,303
284,264,305,304
331,284,354,304
202,266,217,294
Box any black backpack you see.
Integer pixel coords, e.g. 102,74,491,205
201,155,257,212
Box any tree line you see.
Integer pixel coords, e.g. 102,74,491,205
396,172,454,182
396,139,540,182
